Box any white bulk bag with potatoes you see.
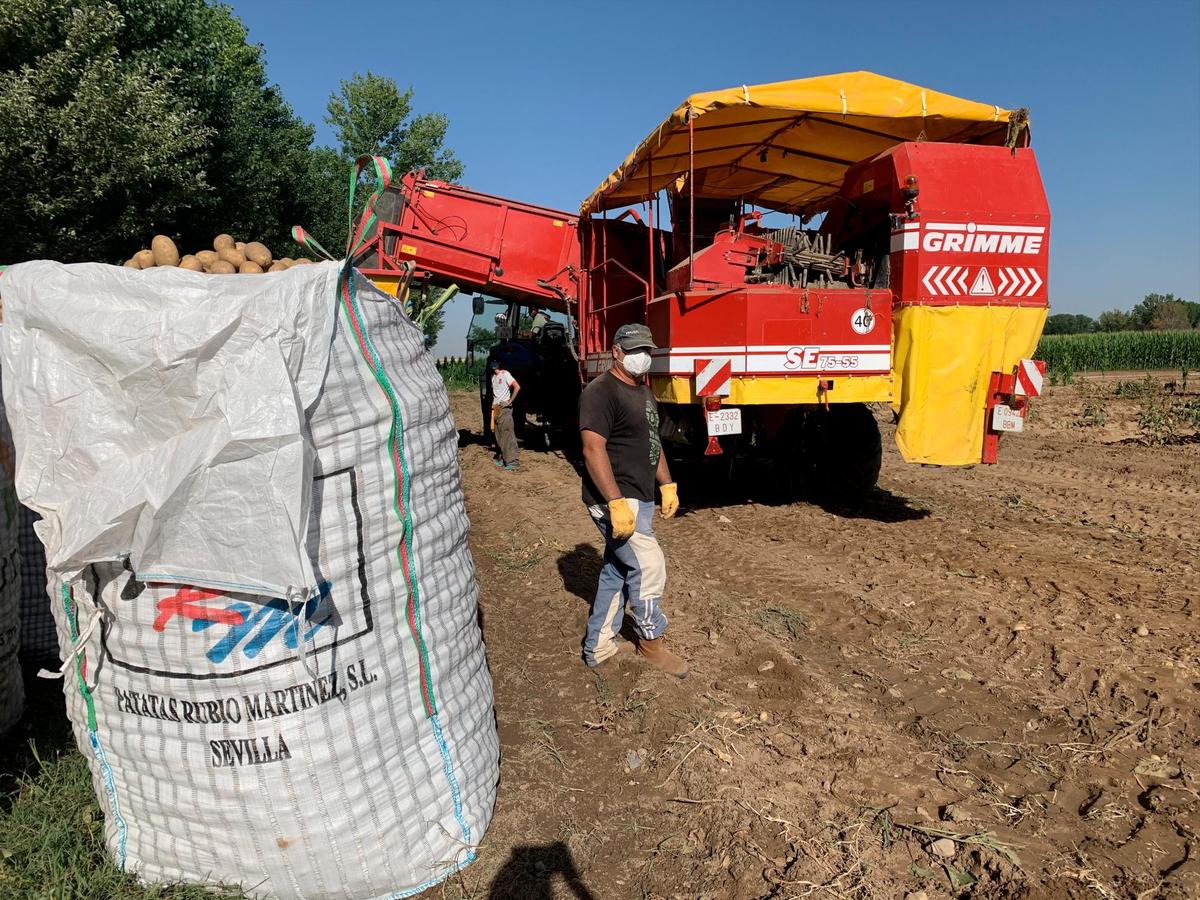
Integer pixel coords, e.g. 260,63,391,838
0,260,498,898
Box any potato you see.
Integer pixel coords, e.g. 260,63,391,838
123,258,140,268
135,249,155,268
292,257,314,266
214,234,234,252
209,260,237,274
279,257,295,268
179,254,203,271
267,261,288,272
217,245,246,268
235,241,246,252
151,235,180,267
239,260,263,274
195,250,219,269
244,241,272,267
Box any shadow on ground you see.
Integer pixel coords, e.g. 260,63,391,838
460,424,579,461
1,663,75,803
556,543,602,605
457,428,490,449
487,841,596,900
669,455,932,523
809,486,932,523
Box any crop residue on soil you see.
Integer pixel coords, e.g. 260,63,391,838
437,378,1198,899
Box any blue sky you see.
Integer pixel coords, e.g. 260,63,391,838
236,0,1200,355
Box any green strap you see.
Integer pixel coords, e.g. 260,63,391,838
290,226,336,261
293,156,438,718
291,155,393,263
62,583,98,732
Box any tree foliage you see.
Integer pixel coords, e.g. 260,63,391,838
0,3,461,273
1043,313,1096,335
468,324,499,353
1077,295,1198,335
1096,309,1133,332
302,72,464,252
325,72,463,181
1129,293,1198,331
108,0,316,253
1150,301,1191,331
0,0,211,262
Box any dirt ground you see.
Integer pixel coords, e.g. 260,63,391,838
432,375,1198,900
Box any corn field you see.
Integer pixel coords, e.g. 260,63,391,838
435,357,485,390
1035,330,1200,373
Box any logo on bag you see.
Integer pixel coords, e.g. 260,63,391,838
153,582,334,665
102,468,376,680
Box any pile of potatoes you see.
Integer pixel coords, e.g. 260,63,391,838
123,235,314,274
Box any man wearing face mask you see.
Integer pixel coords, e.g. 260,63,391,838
577,323,686,677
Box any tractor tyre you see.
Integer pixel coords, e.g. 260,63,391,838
479,371,493,443
806,403,882,503
769,412,807,503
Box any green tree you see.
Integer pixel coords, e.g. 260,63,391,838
0,0,210,262
111,0,316,253
1130,293,1178,330
325,72,463,181
304,72,464,251
1043,313,1096,335
1150,301,1191,331
0,0,316,263
468,324,499,354
1096,309,1133,332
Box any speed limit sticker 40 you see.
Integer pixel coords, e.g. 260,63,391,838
850,308,876,335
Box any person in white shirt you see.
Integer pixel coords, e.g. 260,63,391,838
490,360,521,470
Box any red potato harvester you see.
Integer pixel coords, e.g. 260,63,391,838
358,71,1049,499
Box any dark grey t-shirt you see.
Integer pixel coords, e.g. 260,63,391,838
579,372,661,506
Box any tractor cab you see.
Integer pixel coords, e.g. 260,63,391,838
470,296,580,446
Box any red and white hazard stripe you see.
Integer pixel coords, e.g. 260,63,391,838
1013,358,1044,397
694,357,732,397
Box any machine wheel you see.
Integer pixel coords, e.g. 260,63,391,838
805,403,883,502
479,371,493,442
770,404,882,504
769,413,807,503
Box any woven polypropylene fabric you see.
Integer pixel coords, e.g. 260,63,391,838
46,272,497,898
0,405,24,735
17,504,57,664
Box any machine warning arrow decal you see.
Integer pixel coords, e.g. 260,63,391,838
922,265,972,296
921,266,939,295
926,266,1042,298
1025,268,1043,296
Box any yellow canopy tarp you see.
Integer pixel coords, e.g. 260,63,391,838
581,71,1026,215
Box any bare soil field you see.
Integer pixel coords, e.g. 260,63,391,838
434,376,1198,900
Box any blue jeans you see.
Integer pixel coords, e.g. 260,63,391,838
583,499,668,666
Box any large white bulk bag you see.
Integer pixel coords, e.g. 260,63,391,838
0,260,498,898
0,400,23,736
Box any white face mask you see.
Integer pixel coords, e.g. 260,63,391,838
620,350,652,377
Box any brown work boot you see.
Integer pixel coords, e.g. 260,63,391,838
588,638,635,668
637,637,688,678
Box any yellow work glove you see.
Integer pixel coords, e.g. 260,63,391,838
659,482,679,518
607,499,636,540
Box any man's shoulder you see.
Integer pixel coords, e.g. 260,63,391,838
581,372,614,396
